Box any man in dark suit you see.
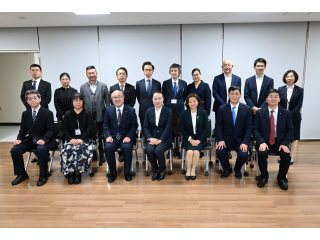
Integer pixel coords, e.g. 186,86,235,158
254,89,293,190
10,90,55,186
136,61,161,132
110,67,136,108
80,65,109,165
103,90,138,183
162,63,187,158
20,64,51,109
143,92,172,181
212,59,241,120
216,86,252,179
244,58,274,114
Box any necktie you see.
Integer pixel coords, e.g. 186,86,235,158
32,80,36,90
120,85,124,92
117,109,121,125
172,82,177,96
32,110,37,122
147,80,152,96
269,110,275,145
232,106,236,126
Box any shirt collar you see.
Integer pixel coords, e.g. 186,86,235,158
268,107,278,113
230,102,239,108
286,84,295,89
116,105,124,112
32,105,41,112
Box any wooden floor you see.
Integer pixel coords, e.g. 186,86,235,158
0,141,320,228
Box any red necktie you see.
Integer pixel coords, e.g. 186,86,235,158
269,110,275,145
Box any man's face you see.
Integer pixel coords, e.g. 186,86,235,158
169,68,180,79
143,65,154,78
117,69,127,84
222,61,233,74
27,93,41,108
86,69,97,82
111,91,124,108
30,67,42,79
254,62,266,76
228,90,241,105
266,93,280,108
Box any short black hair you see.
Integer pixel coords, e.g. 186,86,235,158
30,64,42,71
142,61,154,71
185,93,201,109
116,67,128,76
266,88,280,98
282,70,299,84
254,58,267,67
169,63,181,74
72,92,84,106
228,86,241,94
86,65,96,71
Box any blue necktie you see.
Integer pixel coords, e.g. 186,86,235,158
172,82,177,96
32,80,36,90
147,80,152,96
232,106,236,126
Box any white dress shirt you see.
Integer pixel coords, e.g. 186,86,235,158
256,75,264,101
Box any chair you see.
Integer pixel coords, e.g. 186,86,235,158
141,139,173,176
181,119,212,176
24,121,61,177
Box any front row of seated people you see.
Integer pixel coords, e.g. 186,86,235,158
10,87,293,190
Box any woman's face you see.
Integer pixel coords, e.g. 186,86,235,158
188,97,199,110
73,98,83,109
285,72,296,86
192,70,201,83
60,75,70,88
153,93,164,108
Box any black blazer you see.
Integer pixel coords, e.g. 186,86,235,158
62,109,94,142
216,102,252,146
103,105,138,144
136,78,161,118
187,81,212,115
162,79,187,115
17,107,55,149
143,106,172,143
180,108,208,147
110,83,136,107
278,85,304,121
254,107,293,147
244,75,274,108
20,79,52,109
54,86,78,120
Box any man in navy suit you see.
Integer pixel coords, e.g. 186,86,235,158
212,59,241,120
136,61,161,132
103,90,138,183
20,64,52,109
244,58,274,114
254,89,293,190
110,67,136,108
11,90,55,186
216,86,252,179
162,63,187,158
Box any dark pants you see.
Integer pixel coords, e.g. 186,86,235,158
11,141,49,178
104,138,134,176
257,140,291,180
216,142,248,173
146,141,171,174
96,121,105,157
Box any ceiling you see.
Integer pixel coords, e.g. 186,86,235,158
1,12,320,28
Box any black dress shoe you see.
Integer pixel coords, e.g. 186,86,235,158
11,174,29,186
257,177,268,188
74,174,82,184
151,172,158,181
108,175,117,183
190,175,197,180
278,179,289,191
37,177,48,186
158,171,166,181
234,171,242,179
118,153,124,162
67,173,74,184
124,174,132,181
220,171,229,178
200,151,204,158
185,175,191,180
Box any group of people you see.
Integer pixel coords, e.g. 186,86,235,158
10,58,304,191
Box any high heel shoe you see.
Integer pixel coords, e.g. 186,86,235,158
191,175,196,180
185,175,191,180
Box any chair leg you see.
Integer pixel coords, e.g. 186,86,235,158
181,149,186,174
204,149,209,176
25,152,32,171
48,150,55,177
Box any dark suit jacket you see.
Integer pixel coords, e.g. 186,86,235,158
136,78,161,118
212,73,241,112
187,81,212,115
143,106,172,143
17,106,55,149
216,102,252,146
254,107,293,147
162,79,187,115
244,75,274,108
20,79,52,109
103,105,138,144
54,86,78,120
110,83,136,107
278,85,304,121
180,108,208,147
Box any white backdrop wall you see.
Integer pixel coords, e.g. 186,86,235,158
0,22,318,139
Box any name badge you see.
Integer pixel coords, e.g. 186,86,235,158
75,129,81,135
171,99,177,104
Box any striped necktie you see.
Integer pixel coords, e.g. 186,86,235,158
32,110,37,122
